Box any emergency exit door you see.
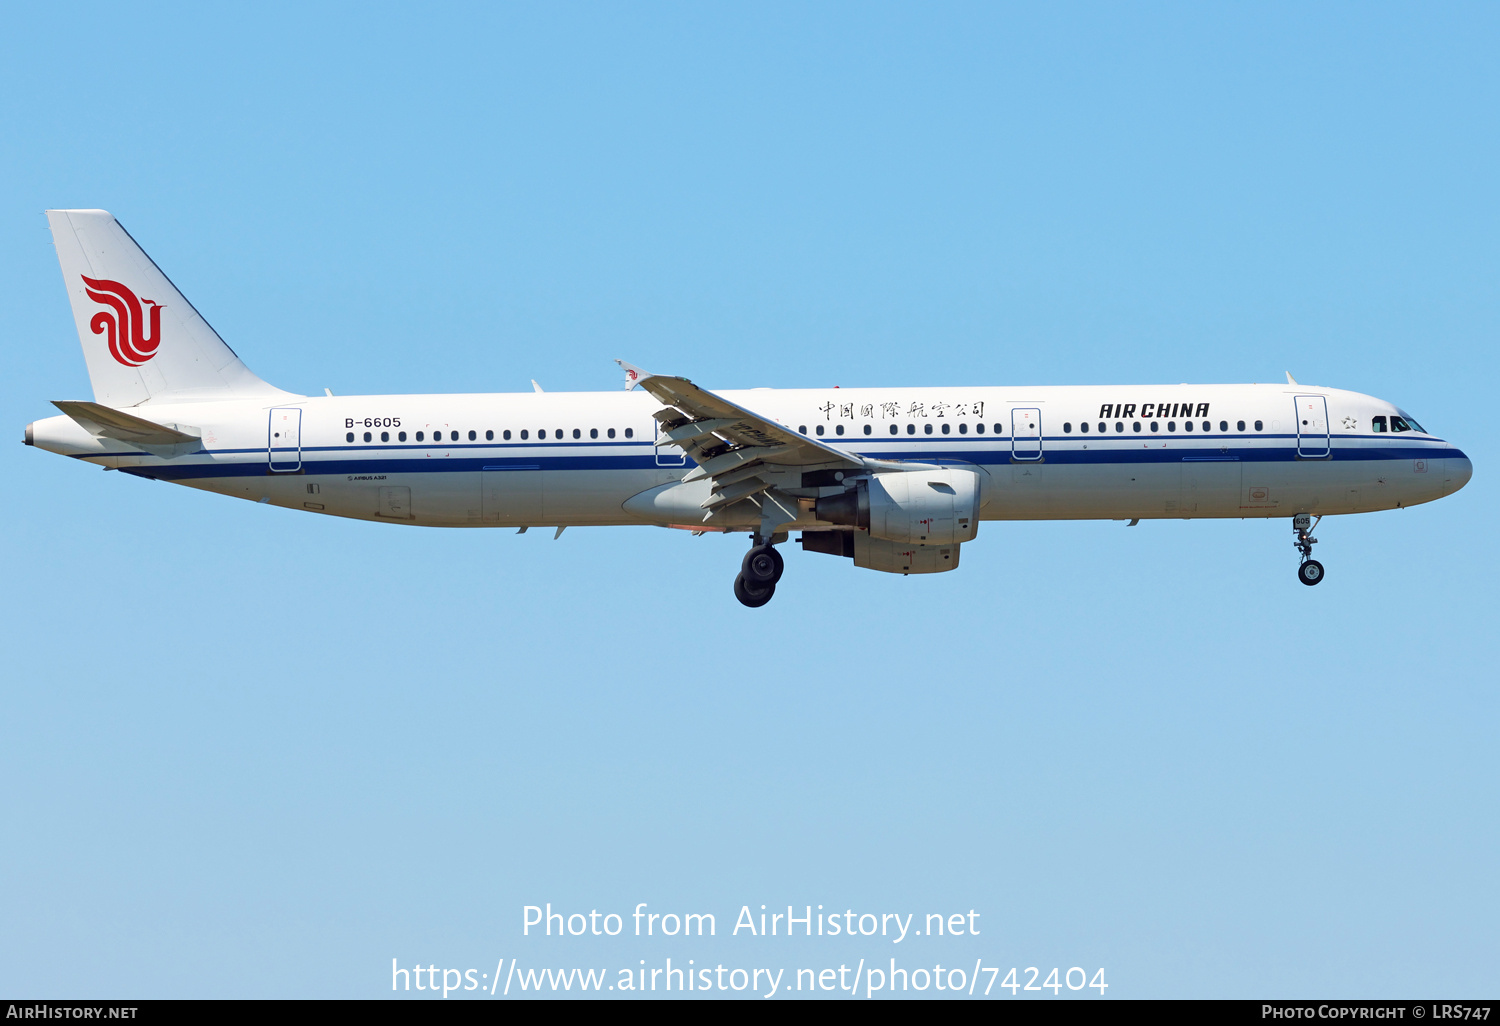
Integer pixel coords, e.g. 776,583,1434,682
654,419,687,466
1011,408,1042,460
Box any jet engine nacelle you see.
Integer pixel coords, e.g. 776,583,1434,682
856,533,960,574
798,529,961,574
814,467,980,545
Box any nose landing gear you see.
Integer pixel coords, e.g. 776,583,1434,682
734,536,785,607
1293,514,1324,586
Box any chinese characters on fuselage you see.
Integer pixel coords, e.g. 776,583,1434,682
816,400,987,421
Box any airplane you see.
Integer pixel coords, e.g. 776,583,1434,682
26,210,1472,606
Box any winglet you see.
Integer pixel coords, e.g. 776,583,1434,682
1286,371,1298,385
615,359,652,391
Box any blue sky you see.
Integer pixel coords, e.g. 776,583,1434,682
2,2,1496,999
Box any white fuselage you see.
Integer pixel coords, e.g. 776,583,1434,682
28,382,1471,529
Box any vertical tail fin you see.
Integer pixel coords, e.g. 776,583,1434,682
46,209,295,407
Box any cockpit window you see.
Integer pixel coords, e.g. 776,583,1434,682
1390,416,1411,433
1371,416,1386,433
1399,414,1426,432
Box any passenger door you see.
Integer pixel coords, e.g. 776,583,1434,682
267,408,302,472
1294,395,1330,458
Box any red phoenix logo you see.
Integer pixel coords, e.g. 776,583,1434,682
81,276,163,367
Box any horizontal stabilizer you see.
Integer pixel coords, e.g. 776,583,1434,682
53,400,201,458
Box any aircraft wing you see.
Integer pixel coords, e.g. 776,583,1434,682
620,362,858,465
616,361,921,532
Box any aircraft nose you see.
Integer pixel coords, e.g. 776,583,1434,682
1445,452,1473,494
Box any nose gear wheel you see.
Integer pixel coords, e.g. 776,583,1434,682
1293,514,1325,586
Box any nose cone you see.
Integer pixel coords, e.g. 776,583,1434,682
1445,452,1473,494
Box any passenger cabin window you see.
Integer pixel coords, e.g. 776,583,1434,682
1254,420,1263,431
398,431,407,442
976,423,985,434
1114,422,1124,433
958,423,968,434
1183,420,1193,431
940,423,949,434
836,424,845,436
1202,421,1211,432
799,425,807,434
924,423,933,435
1079,422,1088,433
590,428,598,439
1150,421,1159,432
451,431,459,442
363,431,372,442
1132,422,1142,433
607,428,616,439
816,425,825,436
468,430,476,441
1167,421,1176,432
1236,420,1245,431
503,430,511,440
1220,421,1228,432
381,431,389,442
573,428,581,439
485,430,493,440
889,424,898,435
346,432,354,443
1097,422,1106,433
863,424,872,435
1063,422,1072,433
520,429,529,440
908,424,916,435
624,428,633,438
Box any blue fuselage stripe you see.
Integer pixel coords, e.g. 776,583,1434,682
116,440,1463,481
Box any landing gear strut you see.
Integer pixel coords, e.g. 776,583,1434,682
734,535,786,607
1293,514,1324,586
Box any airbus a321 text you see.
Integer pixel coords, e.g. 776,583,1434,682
26,211,1473,606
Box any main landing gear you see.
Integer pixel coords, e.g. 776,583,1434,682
1293,514,1325,586
734,537,785,608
